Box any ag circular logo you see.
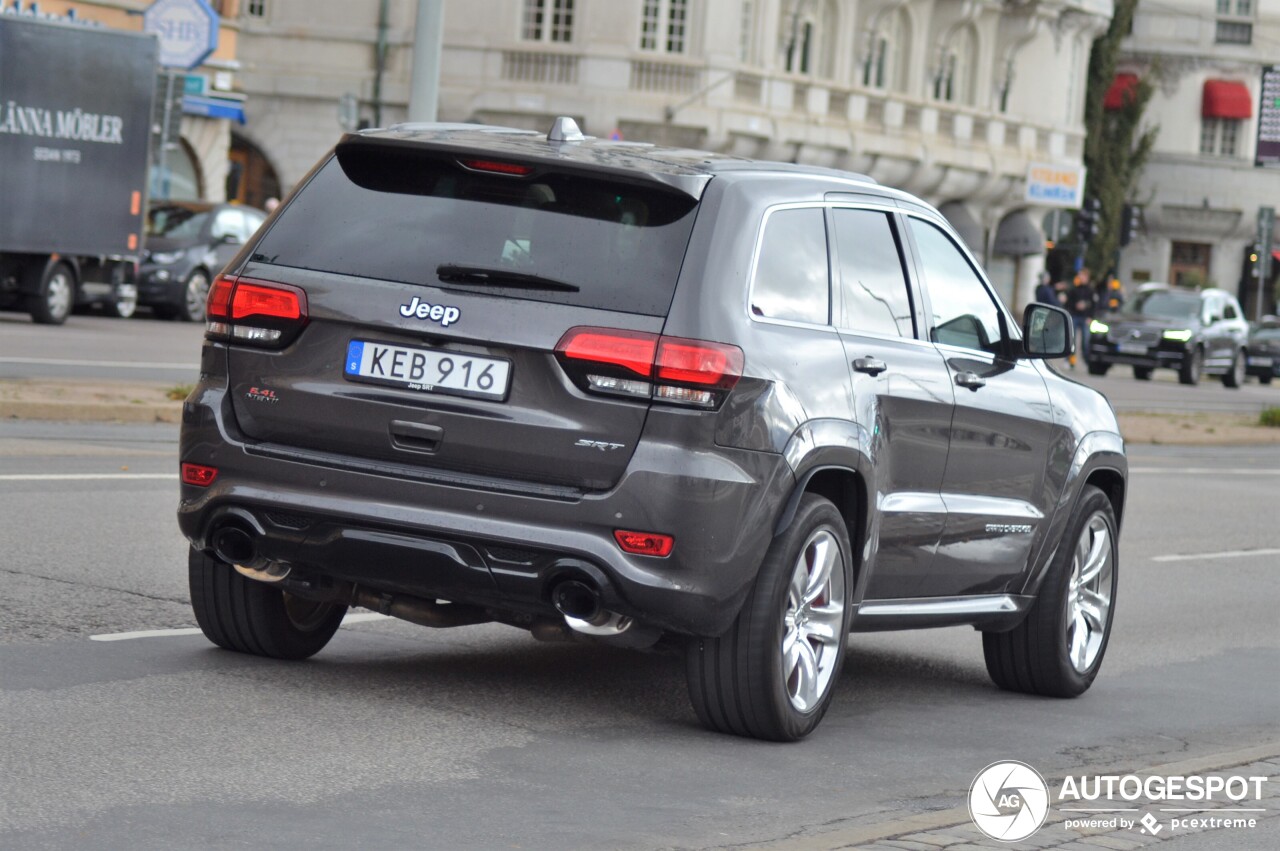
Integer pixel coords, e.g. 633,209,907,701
968,761,1050,842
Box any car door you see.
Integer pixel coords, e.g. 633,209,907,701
828,205,956,600
905,216,1055,597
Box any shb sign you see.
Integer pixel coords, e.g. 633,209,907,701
143,0,219,71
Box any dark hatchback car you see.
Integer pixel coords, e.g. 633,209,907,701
139,202,267,321
1246,320,1280,384
1087,284,1250,386
178,120,1127,740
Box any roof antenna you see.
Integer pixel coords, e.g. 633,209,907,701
548,116,586,143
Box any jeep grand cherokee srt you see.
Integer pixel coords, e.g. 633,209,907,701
178,119,1127,741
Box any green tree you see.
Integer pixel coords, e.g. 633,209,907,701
1082,0,1158,276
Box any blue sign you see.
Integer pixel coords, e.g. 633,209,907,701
144,0,219,71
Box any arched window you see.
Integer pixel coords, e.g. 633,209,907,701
863,8,910,92
785,1,838,78
934,25,976,104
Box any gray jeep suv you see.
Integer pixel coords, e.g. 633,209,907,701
178,119,1127,741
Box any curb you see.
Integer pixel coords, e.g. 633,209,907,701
0,399,180,424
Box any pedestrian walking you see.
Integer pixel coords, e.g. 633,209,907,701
1067,268,1095,366
1035,271,1059,305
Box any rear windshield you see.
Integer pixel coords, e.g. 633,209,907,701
250,148,700,316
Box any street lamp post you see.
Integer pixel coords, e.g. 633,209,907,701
408,0,444,124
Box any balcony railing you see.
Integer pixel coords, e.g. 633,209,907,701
501,51,579,85
630,60,701,94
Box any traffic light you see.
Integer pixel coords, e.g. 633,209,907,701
1075,197,1101,243
1119,203,1141,246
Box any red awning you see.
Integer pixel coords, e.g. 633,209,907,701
1202,80,1253,119
1104,73,1140,111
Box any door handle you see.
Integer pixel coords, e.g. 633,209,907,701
389,420,443,453
955,371,986,391
852,357,887,376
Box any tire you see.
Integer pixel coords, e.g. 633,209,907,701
1262,374,1274,386
188,547,347,660
103,282,138,319
27,262,75,325
685,494,853,741
1133,366,1153,381
1178,346,1203,386
1086,362,1110,376
178,270,211,322
1222,349,1245,389
983,485,1118,698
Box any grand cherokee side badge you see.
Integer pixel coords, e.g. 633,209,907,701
399,296,461,326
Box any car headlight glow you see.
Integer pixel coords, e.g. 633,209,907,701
1163,329,1193,342
1089,320,1110,334
148,251,183,265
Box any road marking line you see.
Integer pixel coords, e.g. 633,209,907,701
1152,548,1280,563
1130,467,1280,475
0,356,198,369
0,473,178,481
89,613,391,642
91,628,204,642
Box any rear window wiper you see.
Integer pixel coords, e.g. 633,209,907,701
436,264,580,292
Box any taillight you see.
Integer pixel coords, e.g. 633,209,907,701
555,326,742,409
181,462,218,487
206,275,308,347
458,158,535,176
613,529,674,557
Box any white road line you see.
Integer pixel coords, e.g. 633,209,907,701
0,473,178,481
0,356,197,369
1151,548,1280,563
89,612,391,642
1130,467,1280,475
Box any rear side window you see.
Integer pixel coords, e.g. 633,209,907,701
251,148,699,316
750,207,829,325
831,208,914,338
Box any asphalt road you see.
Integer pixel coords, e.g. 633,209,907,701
1,422,1277,850
2,313,1278,415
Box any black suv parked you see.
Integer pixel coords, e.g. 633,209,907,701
1087,284,1250,386
178,119,1127,740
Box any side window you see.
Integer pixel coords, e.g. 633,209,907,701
212,210,245,242
1224,298,1239,320
909,218,1003,354
750,207,830,325
832,208,915,337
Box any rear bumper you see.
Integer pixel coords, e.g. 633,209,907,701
177,383,793,637
1245,354,1279,379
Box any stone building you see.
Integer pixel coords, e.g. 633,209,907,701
1114,0,1280,317
231,0,1114,311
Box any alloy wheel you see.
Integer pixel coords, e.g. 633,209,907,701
781,529,846,712
46,270,73,320
1065,513,1114,673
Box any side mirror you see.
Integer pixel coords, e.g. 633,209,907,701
1021,303,1073,359
215,233,240,246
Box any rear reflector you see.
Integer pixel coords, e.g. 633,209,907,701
181,463,218,487
460,158,535,176
613,529,674,557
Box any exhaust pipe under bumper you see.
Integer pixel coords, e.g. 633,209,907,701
551,578,633,637
351,587,490,629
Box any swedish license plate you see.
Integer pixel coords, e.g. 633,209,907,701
1118,342,1148,355
344,340,510,400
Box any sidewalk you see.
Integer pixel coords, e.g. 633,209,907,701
1,377,1279,444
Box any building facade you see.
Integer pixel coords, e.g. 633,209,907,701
1115,0,1280,317
231,0,1114,311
